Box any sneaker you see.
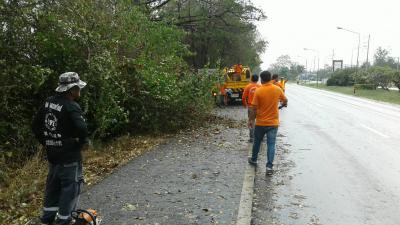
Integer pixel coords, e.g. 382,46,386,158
248,157,257,166
266,167,273,176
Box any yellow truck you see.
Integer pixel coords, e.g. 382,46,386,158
219,65,252,105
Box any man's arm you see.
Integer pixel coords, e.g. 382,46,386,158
247,105,257,128
249,106,257,121
242,86,249,106
69,105,88,150
279,91,288,107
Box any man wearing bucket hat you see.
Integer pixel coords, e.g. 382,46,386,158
32,72,88,225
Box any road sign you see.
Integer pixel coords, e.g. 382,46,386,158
332,60,343,71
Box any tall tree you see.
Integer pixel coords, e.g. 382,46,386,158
269,55,304,80
373,47,397,68
149,0,267,69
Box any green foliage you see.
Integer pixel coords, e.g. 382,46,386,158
373,46,398,69
0,0,215,162
354,84,375,90
393,71,400,92
327,66,395,90
306,85,400,105
156,0,266,69
269,55,305,80
323,47,400,88
326,68,356,86
367,66,394,90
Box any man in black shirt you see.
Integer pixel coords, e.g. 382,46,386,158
32,72,88,225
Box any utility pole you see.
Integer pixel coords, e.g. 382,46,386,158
317,57,320,86
356,32,360,72
337,27,361,75
313,56,316,83
351,49,354,68
366,34,370,67
304,48,319,85
305,59,308,84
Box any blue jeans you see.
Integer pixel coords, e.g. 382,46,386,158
247,108,255,140
41,162,83,225
251,126,278,168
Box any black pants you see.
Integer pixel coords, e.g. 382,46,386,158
41,162,83,225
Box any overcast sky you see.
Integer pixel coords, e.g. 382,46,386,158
251,0,400,71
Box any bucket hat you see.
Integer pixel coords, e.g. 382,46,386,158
55,72,86,92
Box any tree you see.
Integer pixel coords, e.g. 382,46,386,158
326,68,356,86
393,71,400,92
269,55,304,80
373,47,398,69
152,0,267,69
0,0,216,158
374,47,390,67
368,66,394,90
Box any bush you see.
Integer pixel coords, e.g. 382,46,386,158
368,66,393,90
354,84,376,90
326,68,356,86
0,1,215,165
393,71,400,91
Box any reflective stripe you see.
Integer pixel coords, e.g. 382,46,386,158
62,162,78,167
57,214,70,220
43,207,59,211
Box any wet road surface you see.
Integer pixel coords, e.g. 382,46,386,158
79,84,400,225
80,109,250,225
252,84,400,225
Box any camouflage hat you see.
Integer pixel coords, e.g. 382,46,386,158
55,72,87,92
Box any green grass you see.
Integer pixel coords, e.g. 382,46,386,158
304,83,400,105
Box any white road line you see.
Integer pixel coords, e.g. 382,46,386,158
236,143,257,225
361,124,390,138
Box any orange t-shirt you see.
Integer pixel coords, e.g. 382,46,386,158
280,80,286,90
273,81,283,89
251,82,287,126
242,83,260,106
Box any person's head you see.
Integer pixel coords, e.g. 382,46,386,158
55,72,86,100
272,74,279,82
251,73,259,83
66,85,81,99
280,77,285,81
259,71,272,83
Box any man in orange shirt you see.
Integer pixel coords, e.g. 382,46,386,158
248,71,288,175
279,77,286,92
272,74,283,89
242,74,259,142
219,83,228,106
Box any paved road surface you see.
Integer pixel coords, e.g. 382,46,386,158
252,84,400,225
78,84,400,225
79,110,250,225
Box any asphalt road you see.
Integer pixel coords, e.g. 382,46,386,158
77,84,400,225
79,110,250,225
252,84,400,225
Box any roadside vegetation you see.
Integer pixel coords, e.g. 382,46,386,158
302,47,400,105
305,84,400,105
0,0,265,224
268,55,305,81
